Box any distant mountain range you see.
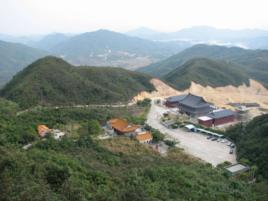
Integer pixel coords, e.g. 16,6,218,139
1,28,268,91
48,30,190,69
0,30,191,87
1,30,191,68
138,44,268,88
0,40,48,87
30,33,70,51
0,56,154,108
127,26,268,49
0,33,44,45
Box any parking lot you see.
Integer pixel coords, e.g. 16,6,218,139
147,102,237,166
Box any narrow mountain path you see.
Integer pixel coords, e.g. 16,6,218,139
16,103,133,116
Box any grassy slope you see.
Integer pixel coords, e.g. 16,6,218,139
0,56,154,108
163,58,250,90
0,40,48,87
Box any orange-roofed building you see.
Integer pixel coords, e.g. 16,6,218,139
37,125,50,137
107,118,140,135
135,131,153,143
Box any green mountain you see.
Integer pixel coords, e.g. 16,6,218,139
50,29,190,69
139,44,268,87
163,58,250,90
0,40,48,87
227,114,268,180
0,56,154,108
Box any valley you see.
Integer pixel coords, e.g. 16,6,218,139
0,24,268,201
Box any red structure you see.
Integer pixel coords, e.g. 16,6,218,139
213,115,235,126
198,116,213,127
198,109,236,127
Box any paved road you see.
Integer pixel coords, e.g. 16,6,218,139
146,103,237,166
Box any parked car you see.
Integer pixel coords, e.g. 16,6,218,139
207,136,212,139
230,144,235,148
229,149,234,154
211,137,218,141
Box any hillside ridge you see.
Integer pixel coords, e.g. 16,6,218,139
138,44,268,88
0,56,155,108
163,57,250,90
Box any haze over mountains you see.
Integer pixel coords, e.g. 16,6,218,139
127,26,268,49
48,30,190,69
0,29,191,87
0,40,48,86
1,27,268,91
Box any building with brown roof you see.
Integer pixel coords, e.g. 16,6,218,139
107,118,140,135
37,125,50,137
135,131,153,143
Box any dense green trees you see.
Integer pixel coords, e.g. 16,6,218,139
136,98,151,107
144,125,165,142
226,114,268,180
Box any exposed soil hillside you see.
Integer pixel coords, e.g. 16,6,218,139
133,78,268,109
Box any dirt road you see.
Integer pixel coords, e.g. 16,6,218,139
146,102,237,166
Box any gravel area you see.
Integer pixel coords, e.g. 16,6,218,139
146,103,237,166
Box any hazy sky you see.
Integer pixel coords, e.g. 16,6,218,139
1,0,268,35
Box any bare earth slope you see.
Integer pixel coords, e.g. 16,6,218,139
133,78,268,109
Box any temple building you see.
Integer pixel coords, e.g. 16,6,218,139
177,93,213,117
107,118,140,136
165,95,187,108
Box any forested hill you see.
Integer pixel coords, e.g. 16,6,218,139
0,56,154,108
163,58,250,90
138,44,268,88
